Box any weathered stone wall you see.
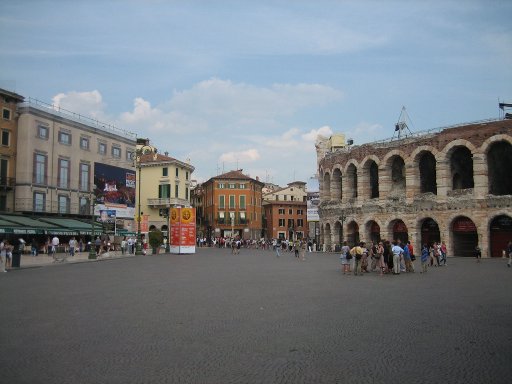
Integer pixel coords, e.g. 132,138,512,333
317,119,512,257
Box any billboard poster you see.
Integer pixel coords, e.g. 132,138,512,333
99,209,116,223
94,163,136,219
170,207,196,254
307,176,320,222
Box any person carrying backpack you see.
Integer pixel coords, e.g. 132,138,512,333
350,242,365,276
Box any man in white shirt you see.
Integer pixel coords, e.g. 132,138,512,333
51,236,60,260
391,241,403,275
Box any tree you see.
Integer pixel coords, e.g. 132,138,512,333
148,229,164,254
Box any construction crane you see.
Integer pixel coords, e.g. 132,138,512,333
392,106,414,140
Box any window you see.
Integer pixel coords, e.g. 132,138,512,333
278,219,285,227
175,168,179,177
159,184,170,198
98,142,107,155
239,211,246,224
33,192,46,212
218,183,225,189
33,153,47,185
186,171,189,180
289,209,293,214
278,208,285,215
58,158,70,188
37,124,49,139
185,187,189,200
1,130,9,146
218,211,225,224
284,195,287,201
126,150,134,161
58,195,70,214
80,137,89,150
219,195,225,209
112,146,121,158
228,183,236,189
2,109,10,120
297,219,304,227
175,184,179,198
162,167,168,177
297,209,303,215
79,197,90,215
58,131,71,145
229,195,235,209
0,195,6,211
79,163,90,191
239,195,246,209
239,184,246,189
287,219,294,228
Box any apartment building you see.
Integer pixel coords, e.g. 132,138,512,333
0,88,24,213
202,169,264,239
262,181,308,240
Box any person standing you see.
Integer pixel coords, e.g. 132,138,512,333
68,237,76,257
121,236,127,255
506,241,512,268
340,241,351,274
350,242,364,276
440,241,447,266
391,240,403,275
475,245,482,263
273,238,280,257
420,244,429,273
51,235,60,261
0,239,7,273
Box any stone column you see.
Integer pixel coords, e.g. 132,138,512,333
436,160,450,202
472,154,488,199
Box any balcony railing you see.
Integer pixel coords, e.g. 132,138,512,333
215,219,250,226
147,197,190,207
0,177,16,189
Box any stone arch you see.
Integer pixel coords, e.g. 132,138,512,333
331,167,343,202
411,148,438,195
387,218,409,244
450,215,478,257
489,214,512,258
365,219,381,244
419,217,441,247
324,222,332,250
361,156,380,199
333,220,342,249
486,140,512,195
322,171,331,201
344,162,358,199
347,220,360,247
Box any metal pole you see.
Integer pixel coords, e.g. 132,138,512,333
88,198,96,259
135,164,143,255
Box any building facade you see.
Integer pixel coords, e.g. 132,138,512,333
136,147,195,238
202,169,264,239
15,97,136,230
0,88,24,213
262,181,307,240
317,118,512,258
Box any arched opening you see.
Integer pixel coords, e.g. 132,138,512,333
334,221,342,251
332,168,342,201
369,161,379,199
419,152,437,194
391,219,408,244
488,141,512,195
149,225,156,231
161,224,169,237
452,216,478,257
347,164,357,198
420,218,440,247
490,215,512,257
324,223,332,249
347,221,360,247
323,172,331,200
391,156,406,193
366,220,381,244
450,147,474,190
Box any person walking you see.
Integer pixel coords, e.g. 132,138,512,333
0,239,7,273
273,238,281,257
420,244,429,273
391,240,403,275
51,235,60,261
340,241,351,274
350,242,364,276
121,236,127,255
475,245,482,263
68,237,76,257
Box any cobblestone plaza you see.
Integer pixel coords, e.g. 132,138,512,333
1,248,511,383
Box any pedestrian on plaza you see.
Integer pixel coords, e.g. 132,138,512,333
30,238,38,256
361,244,370,273
51,235,60,260
294,240,300,259
308,239,313,252
475,245,482,263
4,240,12,269
369,241,379,271
94,236,102,257
68,237,77,257
340,241,351,274
121,236,127,255
391,240,403,275
377,241,385,275
273,238,281,257
440,241,447,266
44,237,50,254
506,241,512,268
429,243,439,267
300,239,306,261
420,244,429,273
0,239,7,273
383,240,392,272
350,242,364,276
402,242,414,272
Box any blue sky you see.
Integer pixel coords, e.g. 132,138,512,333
1,0,511,185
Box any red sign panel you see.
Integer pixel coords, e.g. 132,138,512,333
170,207,196,254
453,218,477,232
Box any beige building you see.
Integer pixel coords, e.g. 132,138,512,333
136,144,195,237
15,98,136,228
0,88,24,213
317,118,512,258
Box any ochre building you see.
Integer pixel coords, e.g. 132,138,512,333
316,119,512,258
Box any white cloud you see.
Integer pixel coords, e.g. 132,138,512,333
219,149,260,163
302,125,334,142
51,90,106,120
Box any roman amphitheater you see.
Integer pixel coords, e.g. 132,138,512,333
316,118,512,258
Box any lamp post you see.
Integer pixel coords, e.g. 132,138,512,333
133,141,157,256
339,211,346,244
89,187,97,259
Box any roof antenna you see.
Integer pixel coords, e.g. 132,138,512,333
392,106,413,140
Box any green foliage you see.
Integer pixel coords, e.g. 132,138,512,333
148,229,164,249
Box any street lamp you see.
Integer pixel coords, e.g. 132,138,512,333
339,211,346,244
133,140,157,256
89,186,97,259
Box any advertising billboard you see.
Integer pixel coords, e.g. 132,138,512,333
94,163,136,219
170,207,196,254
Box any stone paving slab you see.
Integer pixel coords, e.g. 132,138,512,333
0,248,511,384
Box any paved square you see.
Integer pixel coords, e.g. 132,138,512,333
1,248,511,383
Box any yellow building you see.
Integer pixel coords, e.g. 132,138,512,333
136,143,195,239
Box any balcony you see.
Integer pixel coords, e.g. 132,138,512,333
147,197,189,207
0,176,16,190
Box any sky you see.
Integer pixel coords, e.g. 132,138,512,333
1,0,511,186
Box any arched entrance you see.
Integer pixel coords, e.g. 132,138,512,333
488,141,512,195
490,215,512,257
324,223,332,250
421,218,440,247
334,221,342,251
347,221,360,247
366,220,381,244
391,220,408,244
452,216,478,257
